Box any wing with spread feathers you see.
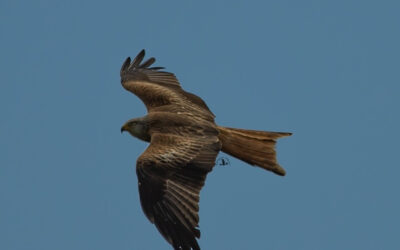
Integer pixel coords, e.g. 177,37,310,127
120,50,215,122
136,126,221,250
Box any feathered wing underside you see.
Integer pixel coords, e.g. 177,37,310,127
120,50,214,121
136,132,221,250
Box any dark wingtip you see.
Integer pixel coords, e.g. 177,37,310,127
149,66,165,70
130,49,145,68
137,49,145,58
121,49,166,80
120,57,131,75
140,57,156,68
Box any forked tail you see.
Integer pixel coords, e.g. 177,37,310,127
217,126,292,176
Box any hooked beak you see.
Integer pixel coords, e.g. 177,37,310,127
121,124,127,134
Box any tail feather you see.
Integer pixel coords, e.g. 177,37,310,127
217,126,291,176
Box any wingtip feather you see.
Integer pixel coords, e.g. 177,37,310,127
120,57,131,75
140,57,156,68
130,49,146,69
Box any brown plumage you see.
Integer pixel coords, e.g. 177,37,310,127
120,50,291,250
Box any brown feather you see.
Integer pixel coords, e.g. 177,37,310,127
120,50,215,122
135,112,221,250
120,50,292,250
217,126,291,176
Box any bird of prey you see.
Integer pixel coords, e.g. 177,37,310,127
120,50,291,250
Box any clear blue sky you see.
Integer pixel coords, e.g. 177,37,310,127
1,1,399,249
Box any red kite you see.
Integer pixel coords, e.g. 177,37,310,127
120,50,291,250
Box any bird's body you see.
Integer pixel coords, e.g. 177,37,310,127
120,50,291,250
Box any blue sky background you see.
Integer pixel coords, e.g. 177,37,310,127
1,1,399,249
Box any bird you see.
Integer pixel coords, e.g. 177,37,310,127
120,50,291,250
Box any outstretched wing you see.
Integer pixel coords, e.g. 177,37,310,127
120,50,214,122
136,131,221,250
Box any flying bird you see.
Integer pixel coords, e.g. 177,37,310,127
120,50,291,250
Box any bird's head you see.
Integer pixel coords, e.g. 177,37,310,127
121,117,150,142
